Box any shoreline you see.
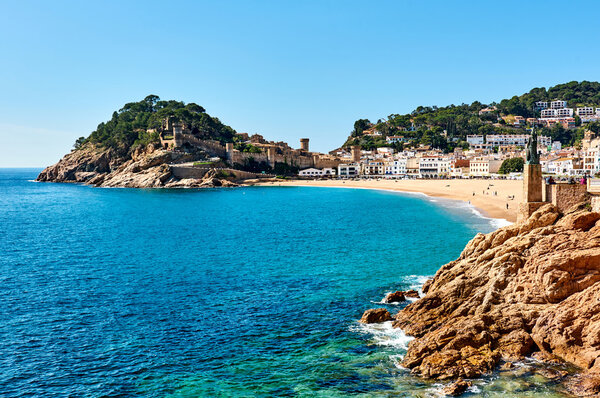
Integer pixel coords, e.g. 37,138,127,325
251,179,521,223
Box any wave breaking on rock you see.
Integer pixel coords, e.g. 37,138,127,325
388,202,600,396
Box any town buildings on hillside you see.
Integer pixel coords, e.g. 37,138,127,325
298,131,600,179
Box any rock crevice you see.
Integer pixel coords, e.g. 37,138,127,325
392,203,600,395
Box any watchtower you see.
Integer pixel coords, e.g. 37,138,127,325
225,143,234,165
267,147,276,168
300,138,309,151
351,145,361,162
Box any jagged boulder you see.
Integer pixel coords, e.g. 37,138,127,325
359,308,392,324
442,379,472,396
384,291,406,303
393,203,600,395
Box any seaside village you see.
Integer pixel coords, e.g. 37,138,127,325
156,101,600,185
297,100,600,180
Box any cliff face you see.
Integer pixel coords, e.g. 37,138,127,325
394,203,600,395
37,144,237,188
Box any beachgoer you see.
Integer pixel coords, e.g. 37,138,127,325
506,203,509,209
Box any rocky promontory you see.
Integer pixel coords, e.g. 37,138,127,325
37,143,238,188
391,203,600,395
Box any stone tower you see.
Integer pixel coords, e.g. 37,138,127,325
351,145,361,162
225,143,234,165
517,131,544,223
300,138,309,151
267,147,276,168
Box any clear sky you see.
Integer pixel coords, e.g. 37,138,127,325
1,0,599,167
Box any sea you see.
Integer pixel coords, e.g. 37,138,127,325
0,169,569,397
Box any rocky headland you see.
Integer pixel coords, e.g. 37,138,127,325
363,203,600,396
36,143,238,188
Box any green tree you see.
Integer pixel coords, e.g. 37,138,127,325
498,157,524,174
73,136,86,149
351,119,372,137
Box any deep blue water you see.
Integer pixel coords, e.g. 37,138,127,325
0,169,510,397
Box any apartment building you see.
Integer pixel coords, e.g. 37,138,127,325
469,158,503,176
485,134,551,147
467,135,484,145
362,161,385,176
419,156,440,177
577,107,595,117
551,100,567,109
384,159,407,175
338,163,360,177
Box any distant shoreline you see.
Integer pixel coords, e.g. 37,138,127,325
251,179,521,223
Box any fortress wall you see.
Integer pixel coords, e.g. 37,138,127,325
171,166,265,181
197,139,226,157
546,183,589,213
171,166,210,179
314,158,342,169
231,151,269,164
274,154,314,168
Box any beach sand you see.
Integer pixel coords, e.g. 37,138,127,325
254,179,522,222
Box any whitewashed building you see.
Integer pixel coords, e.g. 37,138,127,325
298,168,336,177
577,107,595,117
543,158,575,175
384,159,407,175
469,158,503,176
338,164,360,177
467,135,484,146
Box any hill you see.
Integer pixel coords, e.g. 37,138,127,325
76,95,236,153
344,81,600,152
37,96,242,188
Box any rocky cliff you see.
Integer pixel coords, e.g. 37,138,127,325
37,144,237,188
392,203,600,396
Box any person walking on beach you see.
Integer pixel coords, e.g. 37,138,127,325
506,203,509,210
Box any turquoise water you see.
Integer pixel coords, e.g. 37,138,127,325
0,169,562,397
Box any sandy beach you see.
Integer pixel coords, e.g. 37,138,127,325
254,179,522,222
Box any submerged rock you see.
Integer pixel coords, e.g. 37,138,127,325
442,378,472,396
565,373,600,396
392,203,600,394
359,308,392,324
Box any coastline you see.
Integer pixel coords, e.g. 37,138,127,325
251,179,521,223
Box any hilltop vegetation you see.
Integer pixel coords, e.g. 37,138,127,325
76,95,236,152
345,81,600,152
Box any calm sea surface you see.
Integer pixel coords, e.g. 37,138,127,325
0,169,566,397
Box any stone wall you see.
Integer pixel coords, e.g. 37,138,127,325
591,196,600,212
170,166,210,179
171,166,267,181
545,183,589,213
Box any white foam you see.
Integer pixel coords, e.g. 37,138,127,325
350,321,414,350
403,274,432,296
469,385,481,394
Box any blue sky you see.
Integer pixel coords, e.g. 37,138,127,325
1,0,599,166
